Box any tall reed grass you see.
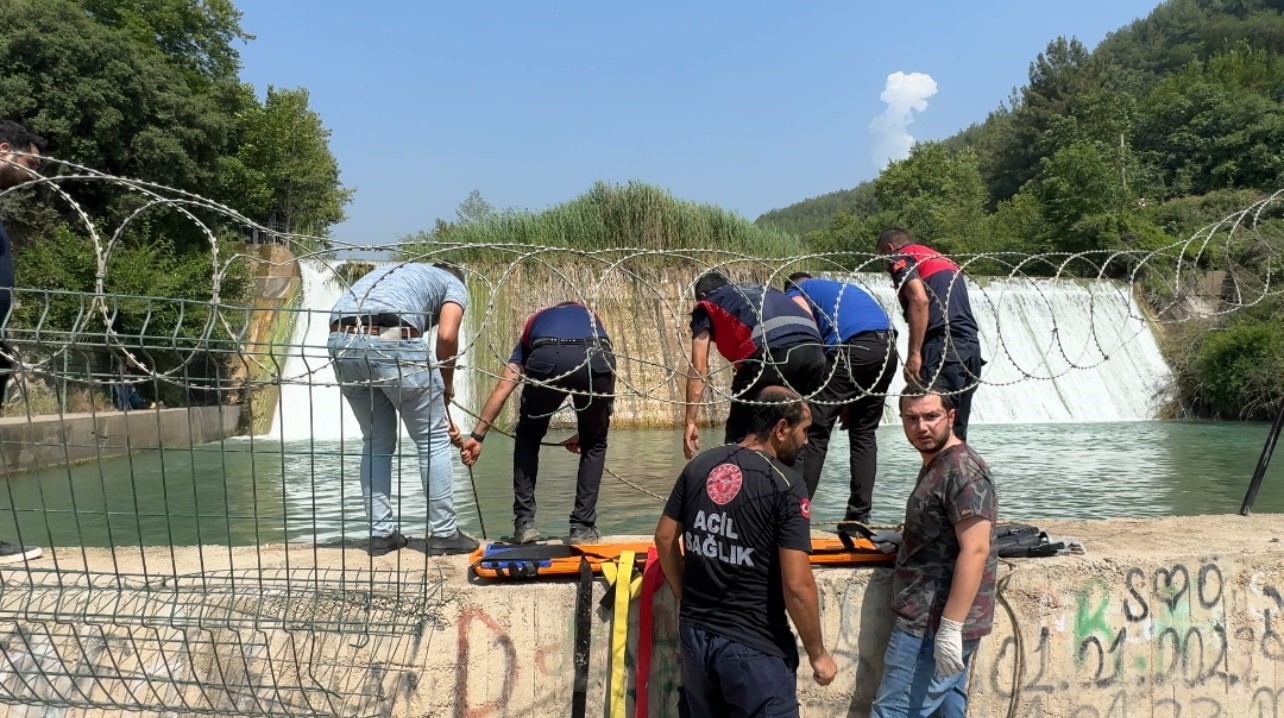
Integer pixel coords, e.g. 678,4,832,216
397,181,803,262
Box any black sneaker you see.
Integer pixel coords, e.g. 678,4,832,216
0,541,43,565
513,522,540,545
368,531,408,557
426,531,480,556
568,525,601,545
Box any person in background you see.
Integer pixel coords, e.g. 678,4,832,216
460,301,615,545
656,385,837,718
0,119,45,565
870,389,997,718
328,262,477,556
783,272,898,521
877,227,984,440
684,270,825,460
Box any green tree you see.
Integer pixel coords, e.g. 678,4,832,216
871,142,988,255
75,0,251,84
232,86,353,238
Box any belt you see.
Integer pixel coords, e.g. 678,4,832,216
530,337,613,351
845,329,894,342
330,315,422,338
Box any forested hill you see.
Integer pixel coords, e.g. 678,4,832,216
756,0,1284,420
755,0,1284,246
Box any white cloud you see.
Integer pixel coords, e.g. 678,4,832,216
869,71,938,169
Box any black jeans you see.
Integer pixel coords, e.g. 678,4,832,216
724,341,827,445
678,623,799,718
799,331,898,519
513,344,615,529
919,334,984,441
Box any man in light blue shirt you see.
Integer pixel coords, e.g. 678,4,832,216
328,262,477,555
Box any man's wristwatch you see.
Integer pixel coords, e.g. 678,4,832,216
470,431,486,443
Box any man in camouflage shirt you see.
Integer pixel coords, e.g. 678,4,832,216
870,389,997,718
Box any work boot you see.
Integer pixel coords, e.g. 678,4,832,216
368,531,408,557
426,531,480,556
0,541,42,565
513,521,540,545
568,525,601,545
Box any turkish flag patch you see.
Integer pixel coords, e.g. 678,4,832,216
799,498,811,520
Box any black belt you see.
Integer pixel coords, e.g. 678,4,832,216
331,314,422,338
845,329,894,342
530,337,612,351
334,313,417,329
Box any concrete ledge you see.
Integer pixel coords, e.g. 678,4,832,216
0,514,1280,716
0,405,241,473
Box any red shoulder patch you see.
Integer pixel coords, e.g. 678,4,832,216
800,498,812,520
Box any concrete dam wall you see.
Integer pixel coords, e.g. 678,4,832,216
1,514,1281,717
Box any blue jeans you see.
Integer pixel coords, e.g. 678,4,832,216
870,626,979,718
678,623,799,718
328,332,456,538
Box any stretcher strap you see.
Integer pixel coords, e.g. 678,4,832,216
604,550,641,718
572,558,592,718
635,548,664,718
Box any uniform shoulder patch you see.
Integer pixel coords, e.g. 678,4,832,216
706,463,743,505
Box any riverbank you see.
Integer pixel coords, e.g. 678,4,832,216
1,513,1281,716
0,405,240,473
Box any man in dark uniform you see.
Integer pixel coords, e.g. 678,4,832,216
0,119,46,565
784,272,898,521
656,385,837,718
683,270,825,460
461,301,615,544
877,227,984,440
871,389,997,718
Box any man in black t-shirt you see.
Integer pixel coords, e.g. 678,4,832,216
655,385,837,718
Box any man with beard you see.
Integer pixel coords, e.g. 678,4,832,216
871,389,997,718
655,385,837,718
0,120,46,565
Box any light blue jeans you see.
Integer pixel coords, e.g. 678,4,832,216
870,626,980,718
328,332,456,538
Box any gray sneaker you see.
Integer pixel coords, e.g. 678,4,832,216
0,541,42,565
513,522,540,545
568,525,601,545
426,531,480,556
368,531,408,557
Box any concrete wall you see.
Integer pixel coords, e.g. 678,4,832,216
0,514,1281,717
0,405,240,473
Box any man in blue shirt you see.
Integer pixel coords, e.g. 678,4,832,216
0,119,46,565
784,272,898,523
328,262,477,556
461,302,615,545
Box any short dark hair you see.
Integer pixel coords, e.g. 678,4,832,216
0,120,47,153
746,385,807,438
783,271,812,293
898,387,957,412
877,226,913,253
432,261,466,283
694,270,730,300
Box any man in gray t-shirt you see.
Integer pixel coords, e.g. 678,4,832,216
327,262,477,556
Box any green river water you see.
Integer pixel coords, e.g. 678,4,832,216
1,421,1280,548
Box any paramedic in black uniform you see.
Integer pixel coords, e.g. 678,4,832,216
461,301,615,545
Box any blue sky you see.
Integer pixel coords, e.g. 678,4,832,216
237,1,1164,247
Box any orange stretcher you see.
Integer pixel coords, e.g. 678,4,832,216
470,535,895,580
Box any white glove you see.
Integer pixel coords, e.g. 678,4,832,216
934,617,966,677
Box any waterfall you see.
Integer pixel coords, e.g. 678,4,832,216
859,274,1175,423
269,260,475,441
272,264,1174,435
